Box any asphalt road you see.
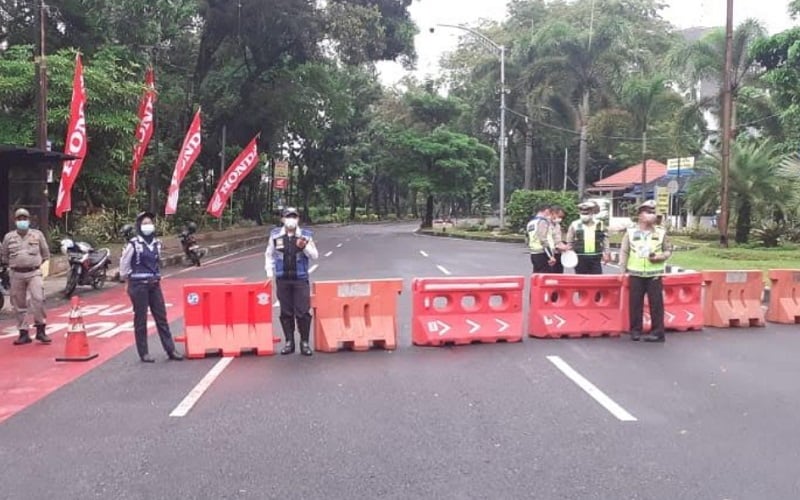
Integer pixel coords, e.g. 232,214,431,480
1,222,799,500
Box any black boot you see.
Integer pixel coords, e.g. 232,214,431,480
35,324,52,344
630,331,641,341
13,329,32,345
642,333,665,343
280,316,296,355
298,315,312,356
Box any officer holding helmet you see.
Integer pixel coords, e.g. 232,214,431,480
265,207,318,356
566,201,610,275
0,208,51,345
620,200,672,342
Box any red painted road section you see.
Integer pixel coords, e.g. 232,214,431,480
0,278,244,424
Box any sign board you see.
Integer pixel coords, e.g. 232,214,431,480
656,186,670,216
667,179,680,195
274,160,290,179
666,157,695,176
274,178,288,190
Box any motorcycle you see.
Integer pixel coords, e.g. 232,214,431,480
0,265,9,311
60,237,112,297
179,222,205,266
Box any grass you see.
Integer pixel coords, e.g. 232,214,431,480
669,243,800,284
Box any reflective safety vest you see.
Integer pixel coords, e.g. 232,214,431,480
527,216,554,254
626,227,666,277
573,220,605,255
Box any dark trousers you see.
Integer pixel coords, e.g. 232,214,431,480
276,278,312,343
575,255,603,275
531,253,563,274
127,280,176,358
628,275,665,337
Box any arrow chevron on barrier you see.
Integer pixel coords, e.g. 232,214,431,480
686,311,695,322
665,311,676,323
427,320,451,336
466,319,481,334
495,319,510,332
544,314,567,328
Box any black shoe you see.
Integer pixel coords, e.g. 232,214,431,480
140,355,156,363
642,334,665,343
300,341,312,357
13,330,32,345
280,342,295,355
35,325,52,344
630,332,641,341
167,351,184,361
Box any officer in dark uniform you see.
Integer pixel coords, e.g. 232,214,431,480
118,211,183,362
265,207,318,356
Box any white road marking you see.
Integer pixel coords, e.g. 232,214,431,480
170,357,235,417
436,265,452,276
546,355,637,422
309,264,319,274
420,250,429,257
165,247,257,278
337,243,343,248
324,251,333,257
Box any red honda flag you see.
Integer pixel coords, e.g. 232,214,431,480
129,67,156,195
165,108,202,215
206,135,260,218
56,54,87,218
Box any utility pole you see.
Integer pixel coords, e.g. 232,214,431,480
219,124,226,229
640,131,647,204
35,0,50,233
719,0,734,248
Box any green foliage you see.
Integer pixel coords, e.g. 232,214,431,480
506,189,579,232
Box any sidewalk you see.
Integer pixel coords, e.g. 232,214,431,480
40,226,268,301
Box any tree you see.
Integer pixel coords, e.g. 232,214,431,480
686,139,793,244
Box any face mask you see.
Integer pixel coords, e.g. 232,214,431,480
140,224,155,236
641,213,657,224
552,218,562,224
580,214,593,223
16,220,29,231
284,218,298,230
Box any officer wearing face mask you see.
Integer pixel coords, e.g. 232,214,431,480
118,211,183,362
567,201,610,274
265,207,319,356
0,208,51,345
548,205,569,274
619,200,673,343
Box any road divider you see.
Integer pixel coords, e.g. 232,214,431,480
702,271,765,328
766,270,800,324
412,276,524,346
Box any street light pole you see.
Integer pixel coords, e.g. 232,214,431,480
719,0,734,248
433,23,506,228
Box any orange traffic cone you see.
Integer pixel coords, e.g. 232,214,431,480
55,296,99,362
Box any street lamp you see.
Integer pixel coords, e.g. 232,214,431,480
431,23,506,228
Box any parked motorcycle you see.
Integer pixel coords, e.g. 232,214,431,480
60,237,112,297
179,222,205,266
0,265,9,311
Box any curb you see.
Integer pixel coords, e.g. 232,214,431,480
416,229,525,244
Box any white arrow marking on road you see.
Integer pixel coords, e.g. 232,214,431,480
427,320,451,336
547,355,637,422
495,319,510,332
466,319,480,334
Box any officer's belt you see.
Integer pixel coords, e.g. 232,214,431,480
11,267,38,273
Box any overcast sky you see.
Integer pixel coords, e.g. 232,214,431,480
376,0,798,85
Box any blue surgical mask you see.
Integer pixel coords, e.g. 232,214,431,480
140,224,155,236
16,220,30,231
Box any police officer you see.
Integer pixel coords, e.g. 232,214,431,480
566,201,610,275
118,211,183,362
548,205,568,274
265,207,318,356
0,208,51,345
620,200,672,342
526,205,557,273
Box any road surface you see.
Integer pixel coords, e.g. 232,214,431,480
1,222,798,500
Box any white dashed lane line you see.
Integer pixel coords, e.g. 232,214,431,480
546,355,637,422
337,243,343,248
420,250,429,257
436,265,452,276
309,264,319,274
324,251,333,257
170,357,235,417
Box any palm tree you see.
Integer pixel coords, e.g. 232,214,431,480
686,139,793,243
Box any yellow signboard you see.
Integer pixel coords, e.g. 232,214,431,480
656,186,670,216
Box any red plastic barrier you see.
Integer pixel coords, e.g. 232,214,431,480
529,274,625,338
702,270,765,328
766,269,800,324
177,282,275,358
624,273,705,333
412,276,525,346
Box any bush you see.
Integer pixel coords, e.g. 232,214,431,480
507,190,579,232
